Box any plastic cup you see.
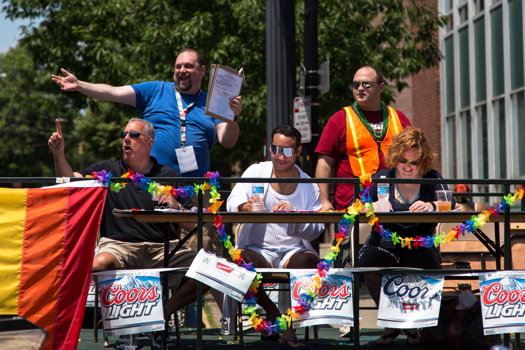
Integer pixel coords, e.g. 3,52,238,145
436,190,453,211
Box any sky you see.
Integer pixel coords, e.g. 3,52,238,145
0,17,31,53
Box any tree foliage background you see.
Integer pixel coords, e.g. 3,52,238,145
1,0,446,177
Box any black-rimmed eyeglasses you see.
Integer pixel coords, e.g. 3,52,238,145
351,81,376,90
121,130,151,139
271,145,298,157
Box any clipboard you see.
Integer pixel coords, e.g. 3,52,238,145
205,64,245,123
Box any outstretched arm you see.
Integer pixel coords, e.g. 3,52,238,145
51,68,137,107
48,119,82,178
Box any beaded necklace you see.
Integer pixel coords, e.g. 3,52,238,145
352,101,389,140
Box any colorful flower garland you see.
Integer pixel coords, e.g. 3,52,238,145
362,177,525,250
89,170,524,334
89,169,224,213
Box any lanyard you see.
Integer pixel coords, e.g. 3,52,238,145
175,88,200,149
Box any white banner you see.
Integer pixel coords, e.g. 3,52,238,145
377,274,443,328
95,269,166,336
289,269,353,328
186,249,256,302
479,271,525,335
86,279,97,308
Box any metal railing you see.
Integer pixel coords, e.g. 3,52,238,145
2,176,524,348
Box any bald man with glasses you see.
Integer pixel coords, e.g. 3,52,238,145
315,66,412,212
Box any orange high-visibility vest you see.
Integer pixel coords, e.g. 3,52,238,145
345,105,403,177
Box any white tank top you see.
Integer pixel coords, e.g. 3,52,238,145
244,185,306,249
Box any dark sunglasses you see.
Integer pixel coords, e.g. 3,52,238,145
271,145,298,157
121,130,151,139
351,81,376,89
398,158,421,166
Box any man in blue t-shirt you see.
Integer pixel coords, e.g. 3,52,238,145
52,48,242,177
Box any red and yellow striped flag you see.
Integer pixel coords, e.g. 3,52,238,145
0,181,107,350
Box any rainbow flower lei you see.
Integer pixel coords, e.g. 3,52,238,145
364,180,525,250
90,170,524,334
89,169,224,213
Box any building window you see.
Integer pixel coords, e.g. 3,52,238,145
445,37,455,114
509,0,524,90
494,99,507,178
460,111,472,178
459,27,470,108
514,92,525,176
446,115,457,178
459,3,469,24
475,0,485,14
478,105,488,179
474,17,486,102
490,5,504,97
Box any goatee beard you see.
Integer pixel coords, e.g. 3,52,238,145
177,80,191,92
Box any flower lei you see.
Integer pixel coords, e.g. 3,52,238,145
89,170,524,334
88,169,224,213
363,179,525,250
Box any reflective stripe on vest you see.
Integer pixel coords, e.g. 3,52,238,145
345,106,403,177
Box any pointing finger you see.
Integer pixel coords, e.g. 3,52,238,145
55,119,63,136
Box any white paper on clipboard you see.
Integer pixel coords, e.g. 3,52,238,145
205,64,244,123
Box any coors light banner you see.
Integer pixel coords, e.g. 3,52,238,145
378,274,443,328
95,269,166,336
289,268,353,328
479,272,525,335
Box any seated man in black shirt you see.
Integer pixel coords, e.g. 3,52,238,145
48,117,202,347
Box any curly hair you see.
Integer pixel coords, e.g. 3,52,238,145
385,127,436,175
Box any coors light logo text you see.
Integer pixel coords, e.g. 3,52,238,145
292,277,351,310
383,275,439,301
482,281,525,318
100,281,160,320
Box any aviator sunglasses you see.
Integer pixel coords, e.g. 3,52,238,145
121,130,151,139
351,81,376,89
271,144,298,157
398,158,421,166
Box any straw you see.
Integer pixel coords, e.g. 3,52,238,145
440,184,449,201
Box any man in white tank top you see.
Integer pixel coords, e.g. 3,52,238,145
227,125,324,349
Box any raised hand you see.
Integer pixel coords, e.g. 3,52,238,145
48,119,65,155
51,68,80,91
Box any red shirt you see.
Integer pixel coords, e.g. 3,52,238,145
315,108,411,210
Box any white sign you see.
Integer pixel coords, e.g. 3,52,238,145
289,269,353,328
186,249,256,302
479,271,525,335
377,274,443,328
86,279,97,308
293,96,312,143
95,269,165,336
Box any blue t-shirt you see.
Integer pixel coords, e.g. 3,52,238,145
131,81,223,177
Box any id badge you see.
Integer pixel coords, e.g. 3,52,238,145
175,146,199,174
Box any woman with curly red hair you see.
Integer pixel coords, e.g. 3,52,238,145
359,127,452,346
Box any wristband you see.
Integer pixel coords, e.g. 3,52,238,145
430,201,437,211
